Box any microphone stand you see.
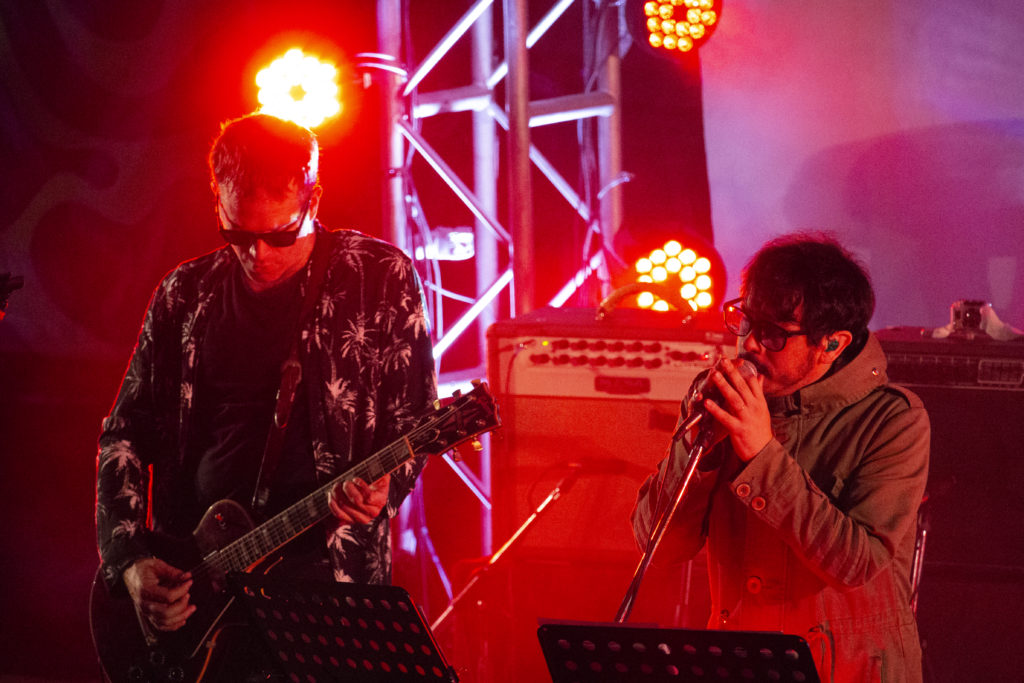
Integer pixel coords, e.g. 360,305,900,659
614,432,711,623
431,464,582,633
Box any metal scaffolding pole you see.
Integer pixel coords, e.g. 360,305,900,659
594,0,624,291
472,4,498,554
377,0,407,252
503,0,535,315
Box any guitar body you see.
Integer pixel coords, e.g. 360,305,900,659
90,500,260,683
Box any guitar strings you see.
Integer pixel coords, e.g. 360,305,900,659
184,396,482,584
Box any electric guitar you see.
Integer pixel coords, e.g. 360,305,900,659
90,381,499,683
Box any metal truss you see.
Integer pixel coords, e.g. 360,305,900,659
371,0,626,362
365,0,625,612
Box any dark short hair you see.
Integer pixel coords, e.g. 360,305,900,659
742,232,875,344
208,113,319,201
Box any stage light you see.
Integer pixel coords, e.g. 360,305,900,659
633,0,721,55
630,238,721,312
256,48,341,129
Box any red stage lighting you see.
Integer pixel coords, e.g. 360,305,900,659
612,227,725,315
632,0,722,55
633,238,718,311
255,48,341,129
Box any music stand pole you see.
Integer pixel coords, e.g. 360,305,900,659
615,436,708,623
431,464,583,632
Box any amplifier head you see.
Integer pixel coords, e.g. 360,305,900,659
487,306,736,402
876,326,1024,390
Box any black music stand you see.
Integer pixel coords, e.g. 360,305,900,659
538,621,820,683
229,573,458,682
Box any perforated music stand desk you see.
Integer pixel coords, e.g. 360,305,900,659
230,573,458,682
538,621,820,683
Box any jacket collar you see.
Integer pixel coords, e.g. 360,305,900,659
765,333,888,416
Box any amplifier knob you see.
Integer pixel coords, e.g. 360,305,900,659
644,358,663,369
608,357,626,367
644,342,662,353
529,353,551,364
553,354,570,365
571,355,588,366
626,357,644,368
589,356,608,366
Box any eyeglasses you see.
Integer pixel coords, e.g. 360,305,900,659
723,298,810,352
218,199,310,249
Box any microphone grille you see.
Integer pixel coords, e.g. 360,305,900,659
736,358,759,379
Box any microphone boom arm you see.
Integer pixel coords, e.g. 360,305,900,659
614,434,710,623
431,465,582,632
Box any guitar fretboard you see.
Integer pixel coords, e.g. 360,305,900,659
207,436,418,575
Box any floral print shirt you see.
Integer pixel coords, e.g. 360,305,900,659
96,226,437,590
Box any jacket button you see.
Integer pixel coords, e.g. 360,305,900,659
751,496,766,511
745,576,763,594
736,483,751,497
719,609,729,624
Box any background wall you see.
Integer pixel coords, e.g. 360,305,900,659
701,0,1024,329
1,1,1022,681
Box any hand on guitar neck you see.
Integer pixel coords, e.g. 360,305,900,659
328,473,391,525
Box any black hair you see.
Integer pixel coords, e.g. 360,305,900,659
208,112,318,201
742,231,875,346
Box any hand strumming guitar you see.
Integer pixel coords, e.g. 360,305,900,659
123,558,195,631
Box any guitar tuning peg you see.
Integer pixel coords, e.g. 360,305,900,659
450,448,462,462
470,439,483,452
471,378,481,387
452,389,463,398
433,399,441,410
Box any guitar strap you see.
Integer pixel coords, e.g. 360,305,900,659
251,229,335,516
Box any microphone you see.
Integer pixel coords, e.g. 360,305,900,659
555,462,584,496
672,359,759,440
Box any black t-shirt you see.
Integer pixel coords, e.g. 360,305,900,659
189,265,322,559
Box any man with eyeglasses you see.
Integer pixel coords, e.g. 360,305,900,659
632,234,929,682
95,113,436,677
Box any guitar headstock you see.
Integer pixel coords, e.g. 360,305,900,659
415,381,501,456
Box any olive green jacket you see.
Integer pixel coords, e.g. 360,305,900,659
633,334,929,683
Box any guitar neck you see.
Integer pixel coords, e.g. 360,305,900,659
207,437,414,575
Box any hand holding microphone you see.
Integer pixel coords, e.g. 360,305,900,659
679,358,773,461
678,359,759,433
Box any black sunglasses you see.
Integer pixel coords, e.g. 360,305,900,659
218,199,310,249
723,298,810,352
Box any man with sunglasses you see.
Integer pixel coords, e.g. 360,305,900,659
95,113,436,675
632,234,929,682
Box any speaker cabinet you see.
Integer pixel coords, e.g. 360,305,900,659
491,393,678,555
877,329,1024,683
478,309,730,683
907,385,1024,683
